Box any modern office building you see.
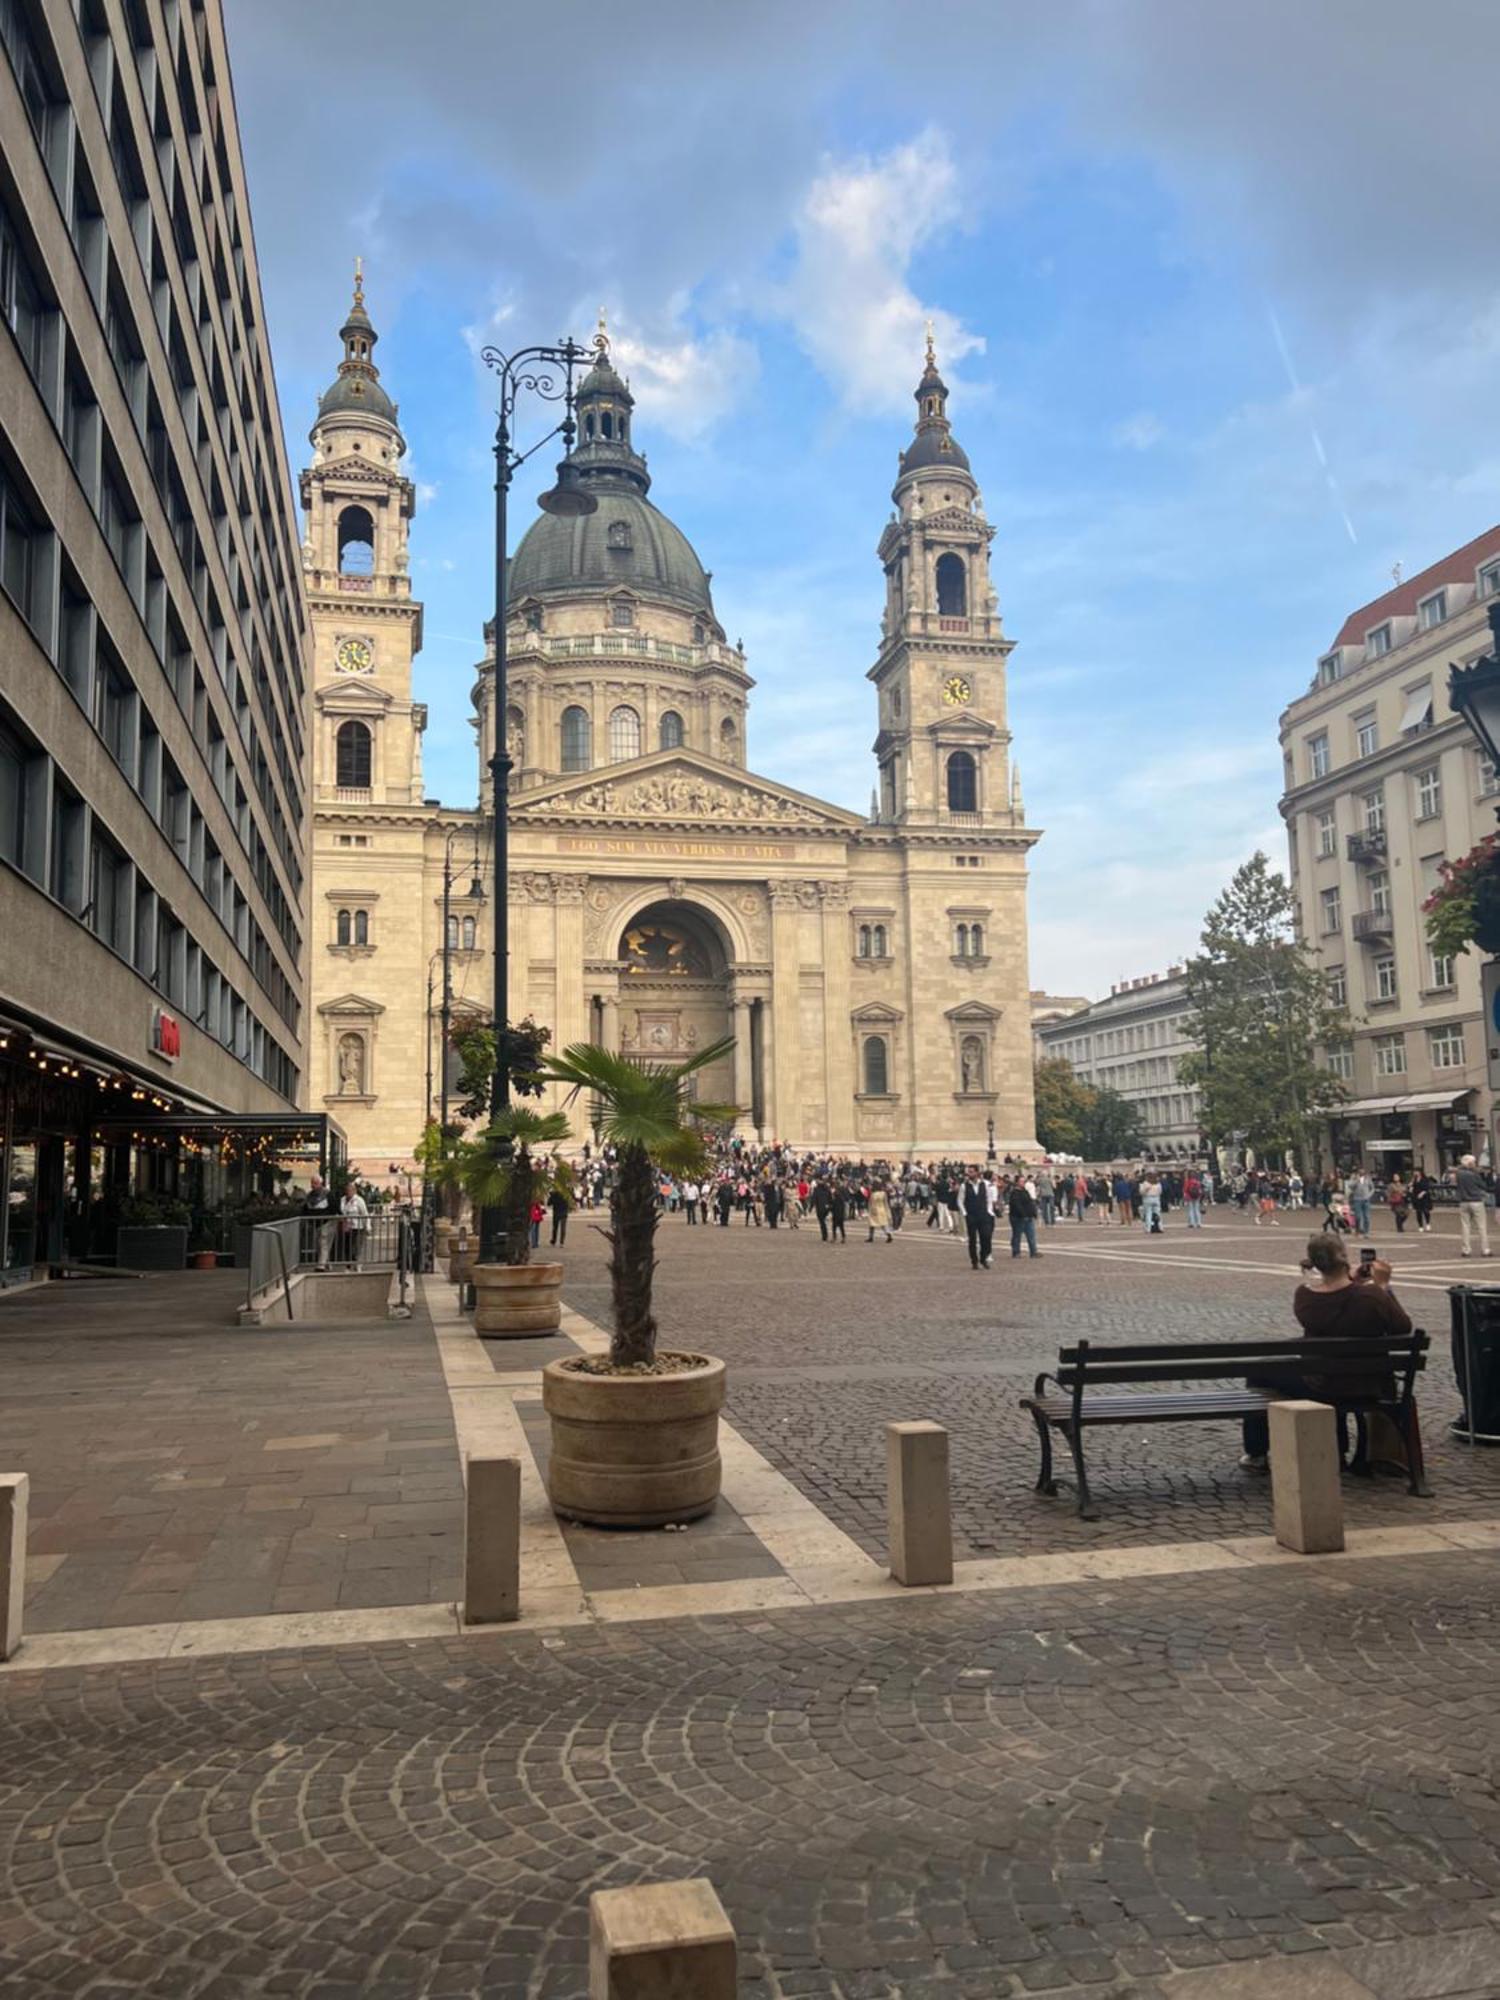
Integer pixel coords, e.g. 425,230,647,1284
1279,528,1500,1175
0,0,312,1278
1035,967,1204,1159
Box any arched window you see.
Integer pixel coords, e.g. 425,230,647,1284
584,413,595,439
970,922,983,955
858,924,871,958
336,720,372,788
946,749,977,814
561,705,591,773
609,705,642,762
461,915,475,949
336,909,351,946
353,909,369,946
720,716,738,761
611,598,635,629
954,923,969,957
935,553,967,617
863,1035,889,1096
659,709,685,751
337,505,375,576
601,410,614,440
871,924,887,958
446,915,458,950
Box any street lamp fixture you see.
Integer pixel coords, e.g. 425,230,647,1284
986,1115,997,1165
1450,602,1500,787
477,333,597,1266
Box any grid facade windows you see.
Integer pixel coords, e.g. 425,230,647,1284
1308,732,1330,780
1373,953,1398,1002
1429,1024,1466,1071
1316,809,1336,857
1354,711,1378,760
1373,1032,1407,1077
1320,886,1341,933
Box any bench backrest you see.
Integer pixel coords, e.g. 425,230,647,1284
1054,1332,1427,1393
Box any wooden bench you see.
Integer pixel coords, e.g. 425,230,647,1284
1020,1333,1431,1519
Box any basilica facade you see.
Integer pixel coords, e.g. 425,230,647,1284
304,281,1040,1178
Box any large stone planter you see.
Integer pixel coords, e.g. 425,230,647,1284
471,1260,563,1336
541,1354,725,1527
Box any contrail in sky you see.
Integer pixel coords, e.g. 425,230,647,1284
1268,308,1358,546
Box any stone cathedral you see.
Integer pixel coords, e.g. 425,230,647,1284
304,280,1040,1177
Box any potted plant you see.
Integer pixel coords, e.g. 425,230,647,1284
114,1194,192,1271
443,1104,572,1335
536,1037,737,1528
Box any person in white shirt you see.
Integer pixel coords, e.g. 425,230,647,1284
682,1180,700,1225
340,1185,369,1268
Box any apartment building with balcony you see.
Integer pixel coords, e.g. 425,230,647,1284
1279,528,1500,1175
0,0,313,1276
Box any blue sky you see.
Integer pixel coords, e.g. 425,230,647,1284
226,0,1500,997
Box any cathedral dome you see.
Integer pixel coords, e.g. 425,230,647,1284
508,491,715,616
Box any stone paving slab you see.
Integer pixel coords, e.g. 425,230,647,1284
0,1274,464,1630
2,1550,1499,1996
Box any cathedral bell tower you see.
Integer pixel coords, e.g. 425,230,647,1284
301,263,425,807
868,328,1021,829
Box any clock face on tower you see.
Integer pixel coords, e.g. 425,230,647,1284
335,636,374,675
942,675,972,706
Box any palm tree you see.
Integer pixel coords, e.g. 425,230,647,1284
541,1038,737,1367
440,1104,571,1266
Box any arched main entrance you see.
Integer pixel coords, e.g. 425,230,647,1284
597,900,738,1118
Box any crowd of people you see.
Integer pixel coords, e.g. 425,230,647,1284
547,1141,1498,1265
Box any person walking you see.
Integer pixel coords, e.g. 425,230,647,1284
1008,1177,1040,1259
866,1181,894,1243
1386,1174,1410,1235
764,1178,783,1229
1411,1169,1435,1235
963,1167,993,1270
829,1179,849,1245
1073,1171,1090,1223
1455,1154,1493,1259
1349,1169,1375,1239
1183,1167,1204,1231
548,1179,571,1247
1113,1170,1134,1226
812,1179,833,1242
303,1176,337,1270
681,1178,699,1225
1139,1172,1163,1235
1035,1167,1056,1229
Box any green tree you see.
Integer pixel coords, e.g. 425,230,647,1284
449,1016,551,1122
1180,850,1348,1169
1033,1057,1094,1154
540,1039,738,1368
441,1104,572,1266
1079,1086,1143,1161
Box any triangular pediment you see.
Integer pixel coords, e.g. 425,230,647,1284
945,1001,1003,1023
310,454,404,487
922,505,994,538
314,679,394,711
318,992,385,1017
511,749,864,830
923,712,997,740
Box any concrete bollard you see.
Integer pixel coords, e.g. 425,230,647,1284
1269,1400,1345,1555
589,1877,736,1999
886,1420,953,1586
463,1455,520,1624
1,1473,28,1662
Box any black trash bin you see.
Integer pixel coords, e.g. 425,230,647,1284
1448,1285,1500,1444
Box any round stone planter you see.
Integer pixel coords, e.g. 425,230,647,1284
471,1260,563,1336
541,1354,725,1528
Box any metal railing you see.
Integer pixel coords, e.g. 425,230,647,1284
245,1211,414,1309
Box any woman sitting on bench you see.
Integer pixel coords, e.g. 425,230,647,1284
1240,1233,1410,1470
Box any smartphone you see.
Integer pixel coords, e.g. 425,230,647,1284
1359,1247,1377,1267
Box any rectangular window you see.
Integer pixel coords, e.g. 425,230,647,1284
1327,966,1347,1009
1308,732,1330,780
1481,560,1500,599
0,195,47,386
0,713,25,866
1374,1033,1407,1077
98,466,131,568
1354,711,1379,759
1430,1024,1466,1071
0,463,39,625
1418,590,1447,630
49,777,84,911
89,827,129,954
1482,755,1500,798
1318,652,1342,686
1429,947,1456,990
0,0,57,151
1362,788,1385,834
1365,624,1392,659
1369,869,1391,917
1373,954,1398,1002
1415,765,1442,820
92,649,133,766
1399,684,1434,734
1316,809,1336,857
1326,1042,1354,1082
1320,886,1342,933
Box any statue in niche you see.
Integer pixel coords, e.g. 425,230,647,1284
337,1033,366,1095
960,1035,984,1094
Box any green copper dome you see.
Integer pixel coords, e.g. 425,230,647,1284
508,492,715,616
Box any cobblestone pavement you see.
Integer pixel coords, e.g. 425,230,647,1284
562,1211,1500,1561
3,1553,1500,1997
0,1277,463,1630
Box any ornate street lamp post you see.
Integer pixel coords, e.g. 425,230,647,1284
986,1115,997,1165
476,336,597,1265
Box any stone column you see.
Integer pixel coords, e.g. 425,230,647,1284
756,997,774,1140
551,875,589,1053
728,996,754,1134
767,881,802,1145
1269,1401,1344,1555
819,882,854,1146
600,992,620,1052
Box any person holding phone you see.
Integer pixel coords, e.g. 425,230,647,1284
1239,1233,1410,1470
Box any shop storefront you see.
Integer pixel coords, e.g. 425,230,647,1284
1326,1089,1483,1179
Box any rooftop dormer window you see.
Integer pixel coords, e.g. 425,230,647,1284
1481,560,1500,598
1365,622,1392,660
1318,651,1342,686
1418,590,1447,630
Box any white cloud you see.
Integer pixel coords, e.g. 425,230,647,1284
608,319,759,443
779,130,984,414
1112,411,1164,451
